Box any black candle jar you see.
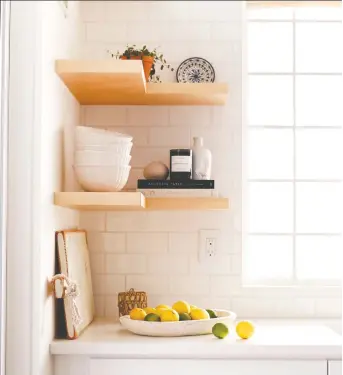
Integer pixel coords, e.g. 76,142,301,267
170,149,192,180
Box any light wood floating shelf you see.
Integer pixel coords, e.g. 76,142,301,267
55,60,229,106
54,192,229,211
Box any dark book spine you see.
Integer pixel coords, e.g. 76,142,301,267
137,180,215,189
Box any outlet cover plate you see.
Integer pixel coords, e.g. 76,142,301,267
199,229,221,263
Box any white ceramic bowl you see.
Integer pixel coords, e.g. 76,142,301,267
74,165,131,192
75,150,131,166
76,126,133,145
119,309,237,337
76,142,133,156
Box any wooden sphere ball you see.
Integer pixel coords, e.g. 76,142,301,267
143,161,169,180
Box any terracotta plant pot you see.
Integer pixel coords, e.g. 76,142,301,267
141,56,154,82
120,55,154,82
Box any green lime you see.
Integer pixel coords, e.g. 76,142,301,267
212,323,229,339
206,309,218,319
144,313,161,322
179,313,192,321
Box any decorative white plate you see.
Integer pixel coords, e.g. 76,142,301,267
119,309,236,337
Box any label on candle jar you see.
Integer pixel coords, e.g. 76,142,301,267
171,155,191,172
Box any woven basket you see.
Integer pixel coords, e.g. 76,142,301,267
118,288,147,317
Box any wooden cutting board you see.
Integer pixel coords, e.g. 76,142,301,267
56,230,94,339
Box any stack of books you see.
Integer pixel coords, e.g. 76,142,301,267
137,179,217,197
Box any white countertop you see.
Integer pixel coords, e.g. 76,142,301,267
50,318,342,360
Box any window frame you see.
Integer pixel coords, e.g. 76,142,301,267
243,6,342,287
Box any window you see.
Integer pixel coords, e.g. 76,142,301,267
244,3,342,285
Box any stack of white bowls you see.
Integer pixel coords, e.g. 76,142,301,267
74,126,133,192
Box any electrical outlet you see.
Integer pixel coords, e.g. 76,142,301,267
199,230,221,262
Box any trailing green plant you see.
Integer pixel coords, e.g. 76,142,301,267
108,44,174,83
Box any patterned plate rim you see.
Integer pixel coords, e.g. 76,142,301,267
176,57,215,83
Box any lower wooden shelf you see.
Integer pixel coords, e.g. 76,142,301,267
54,192,229,211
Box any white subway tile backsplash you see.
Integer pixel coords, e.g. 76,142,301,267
190,255,232,275
169,106,212,127
106,254,147,274
147,1,190,21
86,22,128,43
127,233,169,254
165,22,211,42
83,106,127,127
170,276,210,296
93,275,106,295
127,21,166,43
210,276,240,296
89,253,105,274
105,296,120,319
107,211,149,232
81,1,105,22
80,212,106,231
125,168,144,190
103,233,126,253
231,254,242,275
210,22,242,42
130,147,170,168
126,275,170,294
127,106,169,127
148,254,189,275
94,295,105,316
169,233,198,254
105,275,126,295
105,1,150,22
149,127,190,148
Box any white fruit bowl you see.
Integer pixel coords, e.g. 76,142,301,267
119,309,236,337
75,150,131,166
74,165,131,192
76,126,133,144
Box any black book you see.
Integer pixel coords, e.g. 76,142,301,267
137,179,215,189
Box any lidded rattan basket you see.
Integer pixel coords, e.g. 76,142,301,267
118,288,147,317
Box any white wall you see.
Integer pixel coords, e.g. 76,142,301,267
78,1,341,319
38,2,81,375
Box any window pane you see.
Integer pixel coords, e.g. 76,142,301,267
296,128,343,180
296,76,343,127
245,235,293,282
248,182,293,233
296,182,342,233
296,23,342,73
296,235,342,280
249,76,293,126
295,7,342,21
248,128,293,179
248,22,293,73
248,7,294,20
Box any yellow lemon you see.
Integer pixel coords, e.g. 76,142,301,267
190,305,198,311
155,307,169,316
160,309,180,322
156,304,171,310
172,300,191,314
144,307,157,315
190,308,210,320
129,308,147,321
236,321,255,339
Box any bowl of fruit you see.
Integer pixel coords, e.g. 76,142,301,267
119,300,237,337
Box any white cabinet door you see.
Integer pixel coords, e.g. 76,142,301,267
90,359,327,375
328,361,342,375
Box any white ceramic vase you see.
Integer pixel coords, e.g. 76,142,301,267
191,137,212,180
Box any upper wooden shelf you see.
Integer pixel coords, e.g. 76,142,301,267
55,60,229,106
54,192,229,211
